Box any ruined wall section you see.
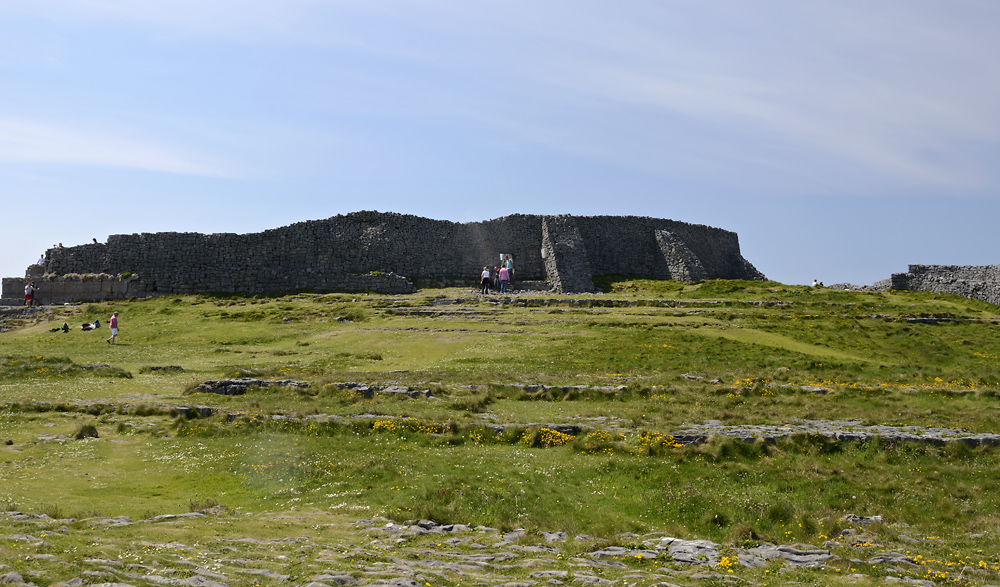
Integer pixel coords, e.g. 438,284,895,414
891,264,1000,307
541,216,597,293
655,230,707,281
572,216,764,281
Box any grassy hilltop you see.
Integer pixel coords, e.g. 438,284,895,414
2,278,1000,587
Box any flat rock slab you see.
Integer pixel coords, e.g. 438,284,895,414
590,546,658,561
673,419,1000,446
665,539,720,565
746,544,838,567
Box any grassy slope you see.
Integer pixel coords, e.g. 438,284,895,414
3,280,1000,585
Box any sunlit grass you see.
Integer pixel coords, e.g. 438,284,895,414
2,280,1000,585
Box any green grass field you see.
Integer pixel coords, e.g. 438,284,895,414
3,279,1000,586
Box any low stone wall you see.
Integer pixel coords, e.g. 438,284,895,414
1,271,413,304
890,264,1000,306
2,274,155,305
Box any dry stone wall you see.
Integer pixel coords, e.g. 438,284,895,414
10,211,763,299
890,264,1000,306
541,216,597,293
1,274,155,305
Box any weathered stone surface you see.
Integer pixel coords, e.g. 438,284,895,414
332,382,431,399
842,514,883,525
3,212,763,300
869,552,919,566
672,419,1000,447
529,570,569,578
0,572,26,584
665,539,720,565
366,579,421,587
656,230,707,281
195,378,309,396
746,544,838,567
590,546,658,560
890,264,1000,306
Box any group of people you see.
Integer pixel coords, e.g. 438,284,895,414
43,312,119,344
480,255,515,294
79,312,119,344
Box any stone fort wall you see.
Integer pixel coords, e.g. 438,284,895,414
890,264,1000,307
3,211,764,300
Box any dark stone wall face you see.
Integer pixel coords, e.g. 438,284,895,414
37,211,764,296
891,264,1000,306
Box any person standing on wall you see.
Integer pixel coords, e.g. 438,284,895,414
106,312,119,345
480,266,490,295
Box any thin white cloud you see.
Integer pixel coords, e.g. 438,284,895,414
4,0,999,194
479,1,1000,192
0,118,236,177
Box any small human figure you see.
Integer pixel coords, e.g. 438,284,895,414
24,282,36,306
81,319,100,331
480,266,490,294
36,254,44,266
58,243,63,248
498,265,510,294
818,280,824,287
107,312,119,345
811,279,818,287
92,238,98,244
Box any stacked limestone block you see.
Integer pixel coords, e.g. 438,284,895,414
891,264,1000,306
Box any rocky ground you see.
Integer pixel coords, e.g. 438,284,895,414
4,507,997,587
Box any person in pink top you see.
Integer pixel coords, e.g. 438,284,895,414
106,311,119,345
498,266,509,294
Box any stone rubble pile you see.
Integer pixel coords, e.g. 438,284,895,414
194,379,310,396
330,383,432,399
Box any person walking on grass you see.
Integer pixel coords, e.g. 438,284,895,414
106,311,119,345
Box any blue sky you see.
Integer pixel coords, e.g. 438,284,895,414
2,1,998,285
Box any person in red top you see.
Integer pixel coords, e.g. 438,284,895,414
106,312,119,345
